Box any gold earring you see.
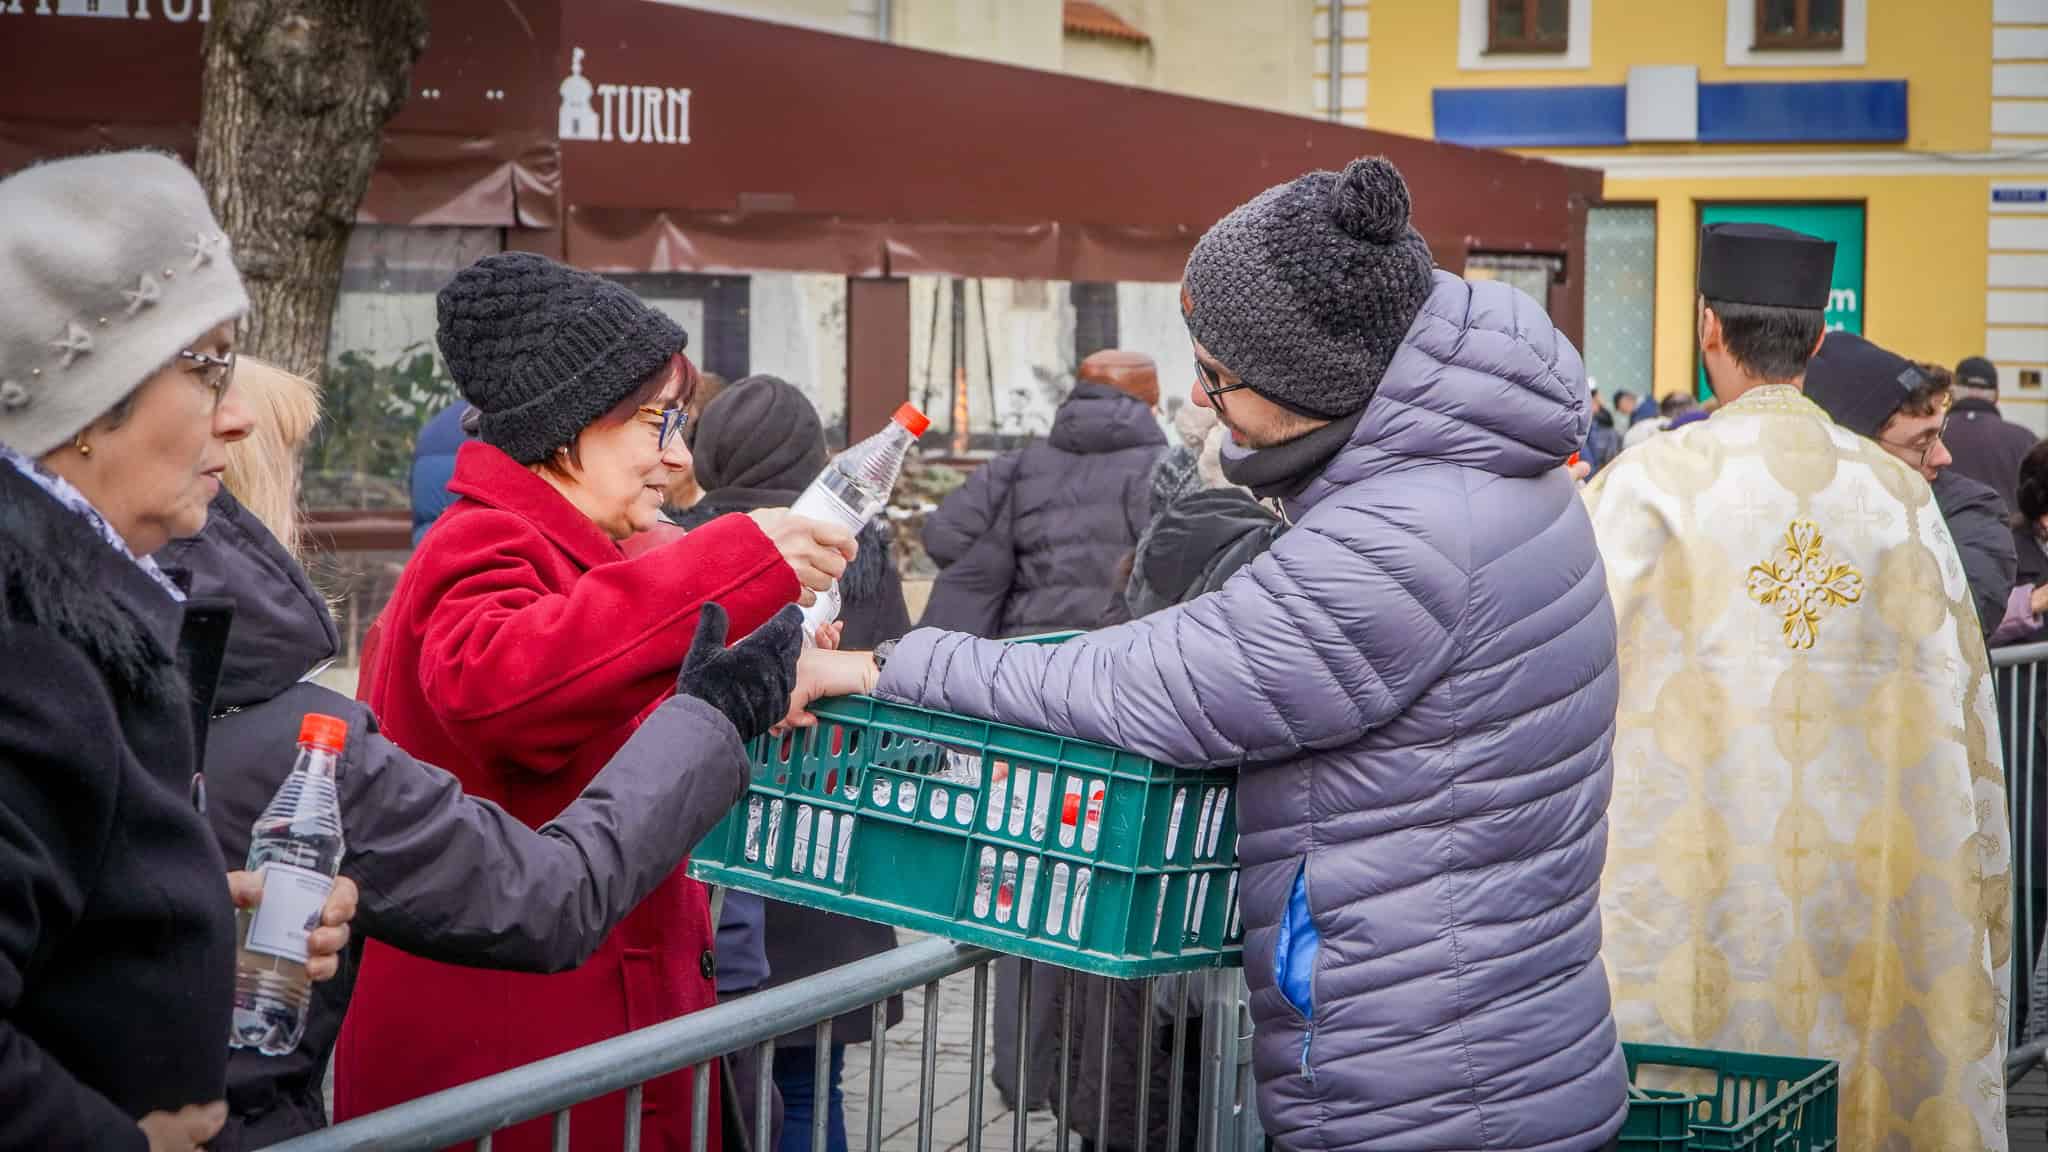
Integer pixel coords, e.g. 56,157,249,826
74,434,90,457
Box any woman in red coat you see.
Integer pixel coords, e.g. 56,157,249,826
334,253,855,1152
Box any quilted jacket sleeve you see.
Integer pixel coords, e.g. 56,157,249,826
877,492,1466,769
921,452,1020,569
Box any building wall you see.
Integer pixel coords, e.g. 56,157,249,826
894,0,1064,70
1347,0,2048,427
1365,0,1991,153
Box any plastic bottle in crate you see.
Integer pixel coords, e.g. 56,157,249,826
789,403,930,638
230,713,347,1055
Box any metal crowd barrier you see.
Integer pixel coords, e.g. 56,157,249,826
274,643,2048,1144
269,931,1262,1152
1995,640,2048,1087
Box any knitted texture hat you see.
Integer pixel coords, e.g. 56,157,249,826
0,151,248,458
435,252,686,464
692,374,829,494
1183,156,1434,419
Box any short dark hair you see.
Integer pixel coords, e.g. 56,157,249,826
1895,362,1954,421
1704,298,1826,383
1659,392,1697,419
2020,438,2048,525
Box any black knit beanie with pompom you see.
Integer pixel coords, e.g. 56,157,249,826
1182,156,1435,419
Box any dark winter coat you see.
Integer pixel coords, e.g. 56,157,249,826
880,272,1626,1150
1124,487,1284,620
158,492,752,1149
921,382,1165,636
0,462,236,1152
1945,395,2036,516
1933,469,2018,643
338,441,799,1152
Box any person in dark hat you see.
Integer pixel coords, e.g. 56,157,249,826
1944,353,2037,514
1805,334,2015,640
1582,225,2012,1146
806,155,1630,1151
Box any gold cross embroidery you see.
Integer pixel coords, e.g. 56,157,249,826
1745,520,1863,650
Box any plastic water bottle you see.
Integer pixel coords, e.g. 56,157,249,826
230,712,347,1055
790,403,930,637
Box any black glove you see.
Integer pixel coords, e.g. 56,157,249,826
676,603,803,744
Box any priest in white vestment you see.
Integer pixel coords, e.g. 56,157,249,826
1583,223,2011,1151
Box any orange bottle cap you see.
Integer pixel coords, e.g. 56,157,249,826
892,404,931,438
298,712,348,753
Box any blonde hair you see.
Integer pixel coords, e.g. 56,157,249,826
223,357,321,558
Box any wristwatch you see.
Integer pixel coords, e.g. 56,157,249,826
872,640,897,671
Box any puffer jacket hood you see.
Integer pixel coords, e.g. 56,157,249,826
879,271,1625,1151
158,491,338,710
1048,381,1167,456
1296,270,1587,514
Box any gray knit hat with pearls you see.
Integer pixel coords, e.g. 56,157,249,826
1183,156,1434,419
0,151,249,458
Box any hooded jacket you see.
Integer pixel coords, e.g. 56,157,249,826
877,273,1626,1150
156,492,753,1149
921,382,1166,636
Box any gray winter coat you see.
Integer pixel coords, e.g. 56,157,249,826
921,382,1165,636
878,272,1626,1151
158,493,751,1149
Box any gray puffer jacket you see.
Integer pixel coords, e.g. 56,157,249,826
879,272,1626,1151
921,382,1165,636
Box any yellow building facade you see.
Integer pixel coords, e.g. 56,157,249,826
1351,0,2048,431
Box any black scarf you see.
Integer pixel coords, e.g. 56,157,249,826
1219,410,1365,502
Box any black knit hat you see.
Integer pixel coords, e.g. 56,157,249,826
434,252,686,464
1804,331,1930,439
1182,156,1435,419
694,375,830,494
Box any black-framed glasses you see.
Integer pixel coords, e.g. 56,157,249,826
178,348,236,406
1879,412,1950,469
1195,356,1251,404
639,404,690,450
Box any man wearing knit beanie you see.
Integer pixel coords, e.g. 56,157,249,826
862,155,1628,1149
1804,332,2015,640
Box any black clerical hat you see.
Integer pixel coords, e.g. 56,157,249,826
1698,222,1835,310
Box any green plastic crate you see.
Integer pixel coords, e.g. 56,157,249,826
1624,1043,1839,1152
1619,1086,1695,1152
691,694,1243,978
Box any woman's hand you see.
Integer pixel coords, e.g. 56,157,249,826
138,1102,225,1152
813,620,844,651
228,871,359,982
780,650,881,730
747,509,856,605
2030,581,2048,619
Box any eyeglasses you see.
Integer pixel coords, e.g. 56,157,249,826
639,404,690,450
1194,356,1251,405
1879,413,1951,469
178,348,236,406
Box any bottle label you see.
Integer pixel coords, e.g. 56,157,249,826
243,862,333,964
790,483,867,535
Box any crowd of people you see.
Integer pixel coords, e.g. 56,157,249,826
0,142,2023,1152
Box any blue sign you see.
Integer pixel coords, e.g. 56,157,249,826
1994,187,2048,204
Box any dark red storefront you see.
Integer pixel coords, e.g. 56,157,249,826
2,0,1602,533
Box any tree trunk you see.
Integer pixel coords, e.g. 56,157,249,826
195,0,429,377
